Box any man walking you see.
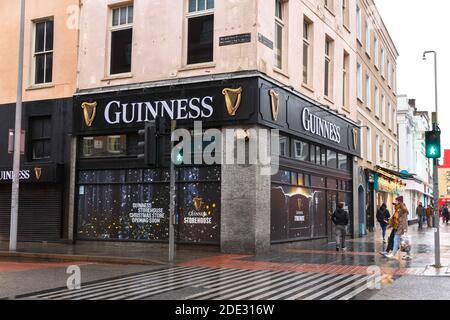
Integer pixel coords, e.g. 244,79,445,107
376,203,390,243
332,203,350,252
416,202,426,230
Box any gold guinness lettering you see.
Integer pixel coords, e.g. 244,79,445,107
81,102,98,127
222,88,242,116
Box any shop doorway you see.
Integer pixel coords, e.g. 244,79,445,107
358,186,366,236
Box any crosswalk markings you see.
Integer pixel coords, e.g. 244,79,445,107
23,266,384,300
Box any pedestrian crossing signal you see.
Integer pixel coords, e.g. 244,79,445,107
425,130,441,159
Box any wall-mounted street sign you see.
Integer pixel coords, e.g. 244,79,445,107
219,33,251,46
258,33,273,49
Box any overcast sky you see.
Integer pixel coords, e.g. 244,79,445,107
375,0,449,153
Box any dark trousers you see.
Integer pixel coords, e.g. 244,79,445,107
386,229,396,253
380,224,388,240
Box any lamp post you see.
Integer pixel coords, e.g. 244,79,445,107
423,50,441,268
9,0,26,252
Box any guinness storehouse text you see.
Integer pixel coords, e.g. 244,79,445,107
104,97,214,125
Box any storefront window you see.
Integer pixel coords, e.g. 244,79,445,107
311,176,326,188
327,150,337,168
279,136,290,157
81,135,127,158
338,153,349,171
294,140,309,161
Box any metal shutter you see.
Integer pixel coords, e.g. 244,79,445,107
0,185,62,242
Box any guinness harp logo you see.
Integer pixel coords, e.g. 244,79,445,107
222,88,242,116
269,89,280,121
297,199,302,211
81,102,98,127
34,167,42,181
352,128,359,149
193,197,203,212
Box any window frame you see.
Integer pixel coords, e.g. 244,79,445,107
365,74,371,110
31,18,54,86
324,36,334,99
274,0,286,70
185,0,215,66
302,17,313,86
366,127,372,163
357,62,363,101
107,4,134,76
356,5,362,44
29,116,52,161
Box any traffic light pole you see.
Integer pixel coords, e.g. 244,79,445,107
168,120,176,264
424,50,441,269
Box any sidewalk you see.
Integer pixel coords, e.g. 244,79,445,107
0,240,222,266
1,222,450,269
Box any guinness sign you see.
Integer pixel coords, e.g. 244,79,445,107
222,88,242,116
302,108,342,143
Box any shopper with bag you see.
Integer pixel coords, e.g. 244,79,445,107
386,196,409,260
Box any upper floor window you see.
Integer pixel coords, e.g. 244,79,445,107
324,37,334,98
342,0,350,28
365,74,371,109
187,0,214,65
381,48,385,78
357,63,363,100
374,37,379,69
324,0,334,12
303,17,313,86
29,116,52,161
365,19,371,56
110,5,133,75
342,51,349,109
33,19,53,85
356,5,362,43
274,0,285,69
375,85,380,117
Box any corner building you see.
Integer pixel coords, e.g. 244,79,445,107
72,0,370,254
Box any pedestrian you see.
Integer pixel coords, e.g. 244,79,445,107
443,204,450,225
416,202,426,230
426,204,434,228
381,204,398,257
386,196,409,260
332,202,349,252
376,203,391,243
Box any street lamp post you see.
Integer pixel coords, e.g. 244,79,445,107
9,0,26,252
423,50,441,268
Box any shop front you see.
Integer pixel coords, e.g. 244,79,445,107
72,74,360,251
0,164,64,242
374,168,407,217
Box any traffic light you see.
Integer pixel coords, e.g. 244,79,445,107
138,121,157,165
425,130,441,159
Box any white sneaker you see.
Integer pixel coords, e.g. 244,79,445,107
385,253,395,259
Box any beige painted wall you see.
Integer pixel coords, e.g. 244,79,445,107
77,0,258,90
0,0,79,104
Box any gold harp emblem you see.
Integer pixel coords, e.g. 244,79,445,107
34,167,42,181
297,199,302,211
222,88,243,116
269,89,280,121
352,128,359,149
81,102,98,127
193,197,203,212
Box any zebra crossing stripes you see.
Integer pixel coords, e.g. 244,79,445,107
23,266,384,300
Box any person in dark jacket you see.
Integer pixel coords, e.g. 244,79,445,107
332,203,350,252
416,202,426,230
376,203,391,243
443,204,450,225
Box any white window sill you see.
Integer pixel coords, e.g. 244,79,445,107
26,83,55,91
101,73,133,81
179,62,216,72
273,67,290,79
301,83,314,93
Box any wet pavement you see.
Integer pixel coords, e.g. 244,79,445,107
3,223,450,300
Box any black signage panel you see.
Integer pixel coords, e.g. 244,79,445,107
0,164,62,184
73,78,259,135
219,33,251,46
258,79,361,156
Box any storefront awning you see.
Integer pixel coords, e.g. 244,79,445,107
374,166,416,181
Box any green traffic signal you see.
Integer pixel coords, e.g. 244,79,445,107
425,130,441,159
